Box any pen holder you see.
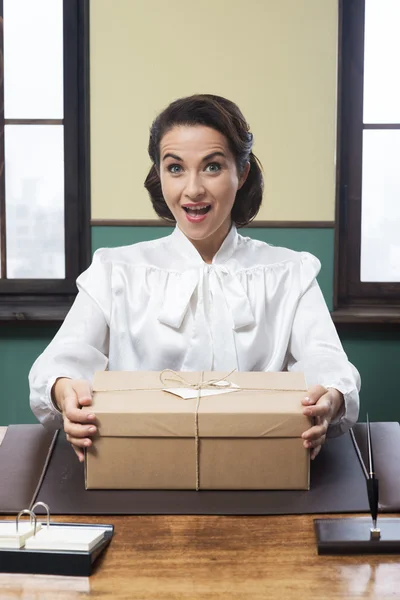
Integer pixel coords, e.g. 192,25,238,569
314,517,400,554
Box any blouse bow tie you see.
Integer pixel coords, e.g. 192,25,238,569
157,265,255,331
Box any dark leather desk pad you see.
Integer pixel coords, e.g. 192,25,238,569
1,422,400,515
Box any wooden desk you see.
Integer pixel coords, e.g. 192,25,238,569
1,514,400,599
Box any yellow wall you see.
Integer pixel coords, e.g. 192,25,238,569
90,0,338,221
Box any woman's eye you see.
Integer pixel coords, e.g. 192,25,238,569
168,164,183,174
205,162,221,173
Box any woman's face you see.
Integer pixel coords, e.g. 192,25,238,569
159,125,249,254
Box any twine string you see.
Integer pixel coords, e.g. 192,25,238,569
159,368,237,491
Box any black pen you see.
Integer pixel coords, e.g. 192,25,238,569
366,414,379,532
349,417,380,536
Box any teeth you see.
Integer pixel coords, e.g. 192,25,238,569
184,205,211,217
184,205,210,211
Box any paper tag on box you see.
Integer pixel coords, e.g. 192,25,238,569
164,382,240,400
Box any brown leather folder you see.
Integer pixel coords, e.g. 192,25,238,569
353,422,400,512
1,422,399,516
0,425,58,514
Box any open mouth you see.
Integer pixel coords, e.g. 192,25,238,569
183,205,211,217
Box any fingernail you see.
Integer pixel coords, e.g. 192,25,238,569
87,414,96,420
304,396,311,403
89,426,96,433
84,439,91,446
303,408,312,416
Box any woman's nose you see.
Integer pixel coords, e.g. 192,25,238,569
184,173,206,199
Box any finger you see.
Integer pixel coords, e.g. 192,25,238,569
301,384,328,406
63,395,96,424
64,417,96,439
303,396,331,418
71,380,93,407
71,444,85,463
303,434,326,449
64,402,96,424
310,445,322,460
66,432,93,449
302,421,328,441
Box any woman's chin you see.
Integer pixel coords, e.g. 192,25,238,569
177,218,212,239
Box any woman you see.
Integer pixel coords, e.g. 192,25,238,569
29,94,360,463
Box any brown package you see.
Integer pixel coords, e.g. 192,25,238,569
84,371,311,491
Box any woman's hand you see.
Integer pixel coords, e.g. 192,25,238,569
52,378,97,462
301,385,344,460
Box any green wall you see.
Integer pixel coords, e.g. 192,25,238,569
1,227,398,425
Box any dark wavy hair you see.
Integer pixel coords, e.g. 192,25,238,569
144,94,263,227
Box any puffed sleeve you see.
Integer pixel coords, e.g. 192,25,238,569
29,249,111,428
287,252,360,437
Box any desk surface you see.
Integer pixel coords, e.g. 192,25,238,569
1,514,400,599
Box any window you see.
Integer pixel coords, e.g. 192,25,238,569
334,0,400,323
0,0,90,320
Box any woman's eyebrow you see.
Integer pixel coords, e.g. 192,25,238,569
162,153,182,161
202,151,226,161
162,151,226,162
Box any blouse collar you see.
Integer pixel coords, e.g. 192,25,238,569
159,222,255,330
170,223,238,266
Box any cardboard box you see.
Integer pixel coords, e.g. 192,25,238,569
84,371,311,491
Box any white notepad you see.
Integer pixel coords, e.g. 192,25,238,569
24,526,107,552
0,522,42,549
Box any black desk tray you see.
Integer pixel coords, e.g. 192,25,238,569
0,522,114,576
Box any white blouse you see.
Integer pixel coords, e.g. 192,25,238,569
29,225,360,435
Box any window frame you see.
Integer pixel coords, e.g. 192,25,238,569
333,0,400,324
0,0,91,321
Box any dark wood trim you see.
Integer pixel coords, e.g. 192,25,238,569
342,0,365,304
0,0,91,321
77,0,92,271
246,221,334,228
333,0,344,311
91,219,335,229
334,0,400,322
4,119,64,125
0,4,6,279
0,296,75,321
332,306,400,324
363,123,400,129
0,278,75,294
63,0,80,281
